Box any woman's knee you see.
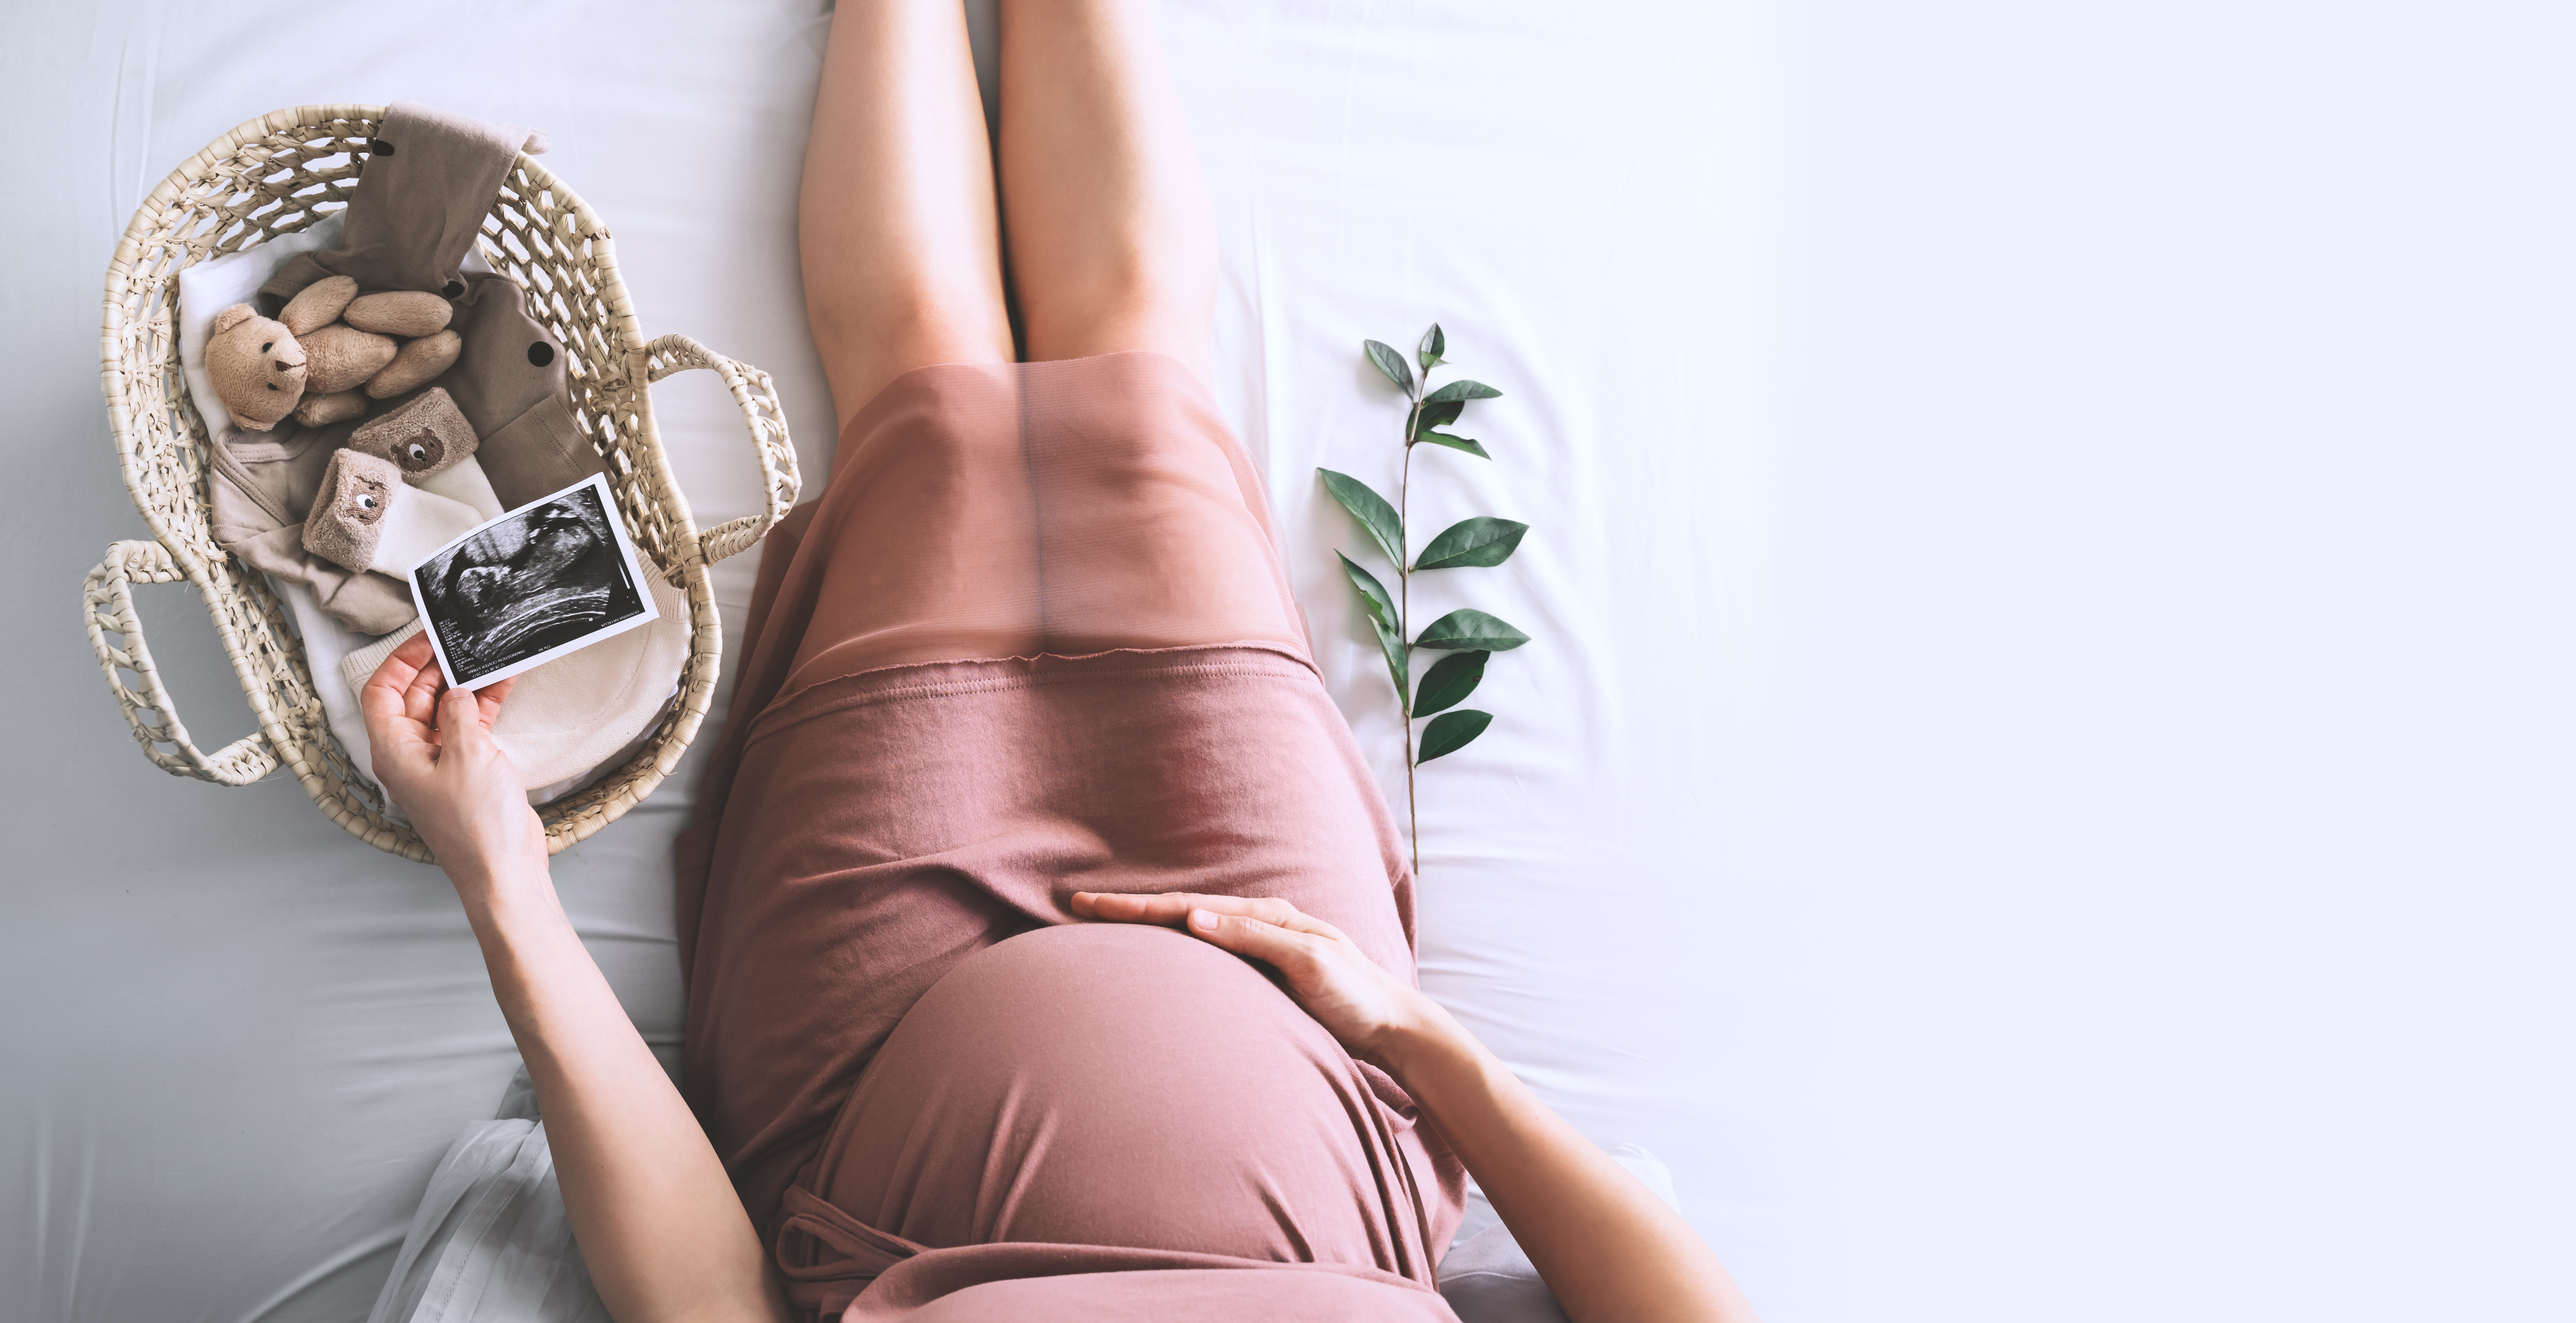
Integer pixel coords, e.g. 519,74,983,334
808,291,1013,420
1017,258,1215,369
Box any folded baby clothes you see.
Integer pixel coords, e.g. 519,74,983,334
266,102,544,298
207,424,420,635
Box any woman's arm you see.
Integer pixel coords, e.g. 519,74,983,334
1071,891,1759,1323
365,635,788,1323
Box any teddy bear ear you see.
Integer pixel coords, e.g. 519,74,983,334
214,303,255,335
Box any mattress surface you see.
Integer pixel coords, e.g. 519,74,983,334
23,2,2557,1321
2,2,1825,1321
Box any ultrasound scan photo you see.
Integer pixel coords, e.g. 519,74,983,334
410,478,653,688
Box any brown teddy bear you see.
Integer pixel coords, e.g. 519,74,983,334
203,306,308,431
205,276,464,431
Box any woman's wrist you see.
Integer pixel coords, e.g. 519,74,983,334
446,853,559,932
429,813,548,898
1365,987,1476,1085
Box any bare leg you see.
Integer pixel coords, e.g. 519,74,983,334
998,0,1219,386
801,0,1017,429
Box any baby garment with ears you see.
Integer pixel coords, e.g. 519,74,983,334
260,101,603,513
348,387,505,519
305,449,486,577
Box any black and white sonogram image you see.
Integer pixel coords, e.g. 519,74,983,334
410,478,650,688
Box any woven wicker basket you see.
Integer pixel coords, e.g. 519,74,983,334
82,105,800,863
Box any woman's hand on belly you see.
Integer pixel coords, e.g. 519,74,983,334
1069,891,1435,1068
1074,888,1760,1323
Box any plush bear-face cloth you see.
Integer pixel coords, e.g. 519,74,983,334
348,388,503,517
303,448,486,576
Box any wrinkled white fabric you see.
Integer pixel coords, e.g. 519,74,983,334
364,1071,610,1323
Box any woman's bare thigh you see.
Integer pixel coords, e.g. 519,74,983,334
996,0,1218,386
800,0,1016,428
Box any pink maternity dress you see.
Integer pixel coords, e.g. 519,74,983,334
674,351,1466,1321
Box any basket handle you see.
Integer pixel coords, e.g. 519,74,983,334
81,539,280,785
644,333,802,567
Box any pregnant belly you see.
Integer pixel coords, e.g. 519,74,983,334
777,923,1451,1312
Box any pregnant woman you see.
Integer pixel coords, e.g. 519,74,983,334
363,2,1754,1320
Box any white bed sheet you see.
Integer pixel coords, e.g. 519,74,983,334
1,2,1826,1321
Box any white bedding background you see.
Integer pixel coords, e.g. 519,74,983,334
6,2,2569,1322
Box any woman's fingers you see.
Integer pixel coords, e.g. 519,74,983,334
365,631,433,698
1184,907,1323,983
1072,890,1423,1061
361,633,516,777
1070,890,1346,941
474,675,516,727
399,641,448,731
363,634,440,756
1073,890,1226,924
1068,892,1123,922
442,684,495,755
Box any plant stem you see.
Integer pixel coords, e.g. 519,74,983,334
1400,385,1423,877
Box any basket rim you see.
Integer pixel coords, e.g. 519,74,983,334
96,102,727,862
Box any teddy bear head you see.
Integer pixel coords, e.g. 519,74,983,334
206,303,307,431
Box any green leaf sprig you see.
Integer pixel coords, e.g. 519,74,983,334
1319,324,1530,874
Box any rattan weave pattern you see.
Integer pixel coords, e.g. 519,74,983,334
85,104,798,862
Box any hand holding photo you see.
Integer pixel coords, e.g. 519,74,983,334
405,473,658,690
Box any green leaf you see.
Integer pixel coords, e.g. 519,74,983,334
1365,339,1415,394
1339,550,1396,621
1423,379,1503,405
1417,709,1493,763
1412,650,1486,717
1407,400,1464,440
1338,553,1410,709
1415,608,1530,652
1417,432,1491,459
1417,324,1446,370
1317,468,1405,567
1415,517,1528,570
